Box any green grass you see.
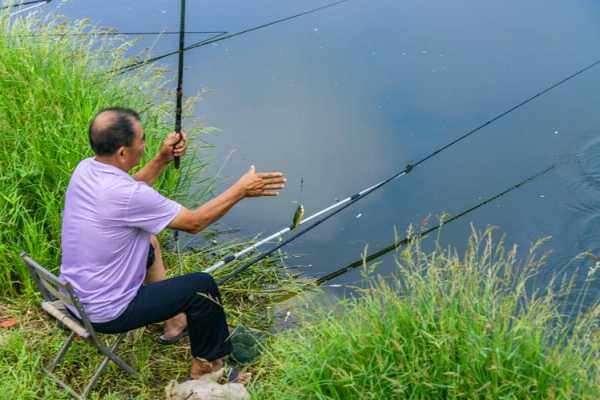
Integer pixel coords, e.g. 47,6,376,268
0,10,207,297
0,238,307,399
3,7,599,400
0,9,308,399
252,228,600,399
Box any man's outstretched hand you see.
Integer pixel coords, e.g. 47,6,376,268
159,131,188,162
236,165,286,197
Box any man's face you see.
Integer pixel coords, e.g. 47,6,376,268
124,119,145,169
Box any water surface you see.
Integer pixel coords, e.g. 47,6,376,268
32,0,600,298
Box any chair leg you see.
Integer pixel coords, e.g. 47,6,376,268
43,368,84,400
97,333,138,376
82,333,137,398
47,331,76,372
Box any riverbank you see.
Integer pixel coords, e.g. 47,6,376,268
252,229,600,399
0,11,306,399
1,11,599,400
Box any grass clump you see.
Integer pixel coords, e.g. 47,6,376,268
0,11,204,297
0,251,307,399
0,10,308,399
253,227,600,399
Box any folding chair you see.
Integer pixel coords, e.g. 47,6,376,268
20,252,138,400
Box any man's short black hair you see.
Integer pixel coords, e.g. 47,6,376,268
88,107,141,155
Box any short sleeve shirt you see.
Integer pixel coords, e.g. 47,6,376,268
59,158,181,323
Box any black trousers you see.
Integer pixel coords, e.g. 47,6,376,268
92,272,232,361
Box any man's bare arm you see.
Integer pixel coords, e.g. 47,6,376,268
169,166,286,234
134,132,187,186
133,154,169,186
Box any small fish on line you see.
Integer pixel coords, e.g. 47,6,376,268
290,204,305,230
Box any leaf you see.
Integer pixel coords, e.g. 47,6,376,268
0,318,17,329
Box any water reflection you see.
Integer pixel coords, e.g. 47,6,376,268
32,0,600,293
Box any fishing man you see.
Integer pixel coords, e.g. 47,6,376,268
59,107,286,381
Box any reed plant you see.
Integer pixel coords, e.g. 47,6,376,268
252,227,600,399
0,10,308,398
0,11,206,297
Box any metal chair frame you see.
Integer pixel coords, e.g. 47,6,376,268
20,252,138,400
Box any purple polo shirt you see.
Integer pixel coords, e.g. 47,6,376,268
60,158,181,323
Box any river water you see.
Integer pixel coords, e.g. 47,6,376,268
33,0,600,298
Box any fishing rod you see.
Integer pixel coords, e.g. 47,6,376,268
172,0,186,273
173,0,186,170
104,31,227,77
213,56,600,284
6,0,50,16
5,30,227,37
1,0,47,10
316,164,556,285
114,0,352,75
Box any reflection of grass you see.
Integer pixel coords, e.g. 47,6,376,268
0,10,308,399
253,228,600,399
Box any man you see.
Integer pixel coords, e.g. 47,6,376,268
59,107,286,381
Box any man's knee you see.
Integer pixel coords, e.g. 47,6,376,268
189,272,218,294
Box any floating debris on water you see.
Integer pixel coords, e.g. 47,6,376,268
356,213,363,219
554,130,559,135
539,194,545,198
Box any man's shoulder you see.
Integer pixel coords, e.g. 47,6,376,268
69,158,137,200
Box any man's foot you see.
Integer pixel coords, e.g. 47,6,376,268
160,313,187,344
190,357,224,379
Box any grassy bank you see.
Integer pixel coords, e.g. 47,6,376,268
252,228,600,399
0,238,305,399
0,10,306,399
0,11,195,297
3,8,599,400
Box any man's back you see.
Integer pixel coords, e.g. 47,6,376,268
60,157,180,323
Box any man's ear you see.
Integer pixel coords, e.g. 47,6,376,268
117,146,126,159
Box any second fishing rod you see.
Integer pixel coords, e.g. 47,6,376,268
263,164,556,307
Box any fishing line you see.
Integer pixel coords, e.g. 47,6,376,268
5,30,227,37
107,31,227,76
213,56,600,284
316,164,556,284
7,0,50,17
194,148,238,205
114,0,352,75
173,0,187,274
1,0,48,10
